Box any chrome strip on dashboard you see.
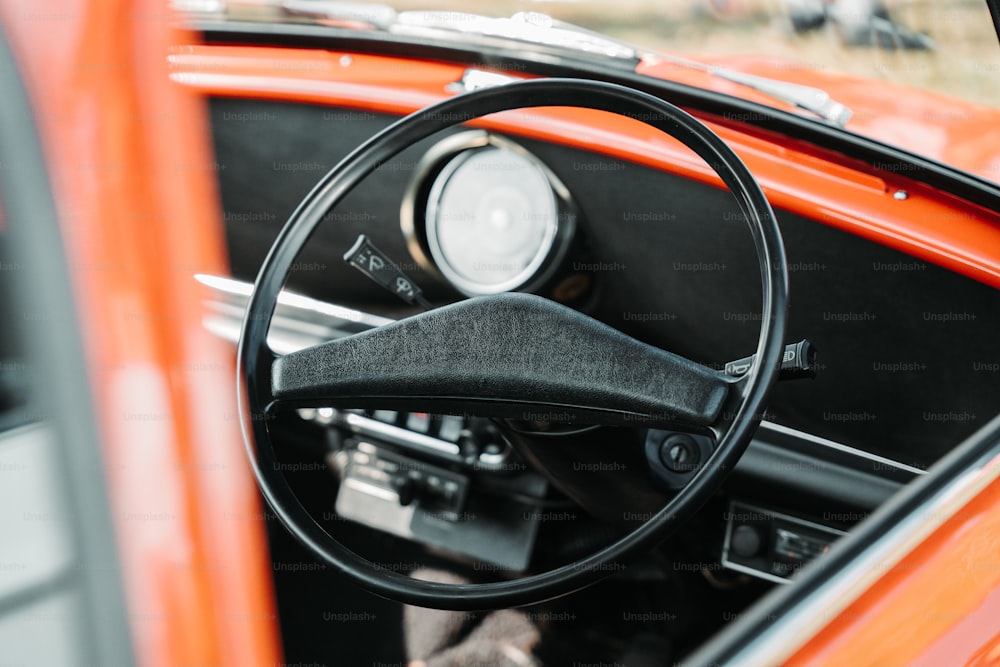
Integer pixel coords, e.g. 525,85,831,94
195,273,393,354
756,420,926,477
196,273,393,328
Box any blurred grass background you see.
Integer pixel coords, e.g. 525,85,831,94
385,0,1000,108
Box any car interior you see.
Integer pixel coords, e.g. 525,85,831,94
191,49,1000,667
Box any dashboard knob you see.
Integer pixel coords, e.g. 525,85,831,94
391,476,417,506
731,524,764,558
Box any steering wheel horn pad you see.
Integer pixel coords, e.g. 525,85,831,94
271,292,737,429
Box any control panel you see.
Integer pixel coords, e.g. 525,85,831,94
302,408,545,572
722,501,845,584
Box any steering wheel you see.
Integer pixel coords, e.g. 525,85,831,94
237,79,788,610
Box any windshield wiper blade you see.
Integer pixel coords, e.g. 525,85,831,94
706,67,852,126
543,18,852,126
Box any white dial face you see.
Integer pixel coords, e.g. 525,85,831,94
426,147,560,295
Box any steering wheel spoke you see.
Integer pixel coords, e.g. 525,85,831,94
270,292,735,429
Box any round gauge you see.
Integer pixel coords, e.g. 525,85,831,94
408,134,575,297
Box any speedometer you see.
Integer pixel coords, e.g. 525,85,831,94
402,132,576,296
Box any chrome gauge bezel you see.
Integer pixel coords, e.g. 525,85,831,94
400,130,577,296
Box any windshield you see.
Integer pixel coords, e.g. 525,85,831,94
344,0,1000,183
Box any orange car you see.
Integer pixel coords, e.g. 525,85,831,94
1,1,1000,665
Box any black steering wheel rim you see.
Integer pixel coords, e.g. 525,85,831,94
238,78,789,610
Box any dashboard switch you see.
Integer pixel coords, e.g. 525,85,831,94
731,524,763,558
372,410,399,424
391,475,417,506
343,234,431,309
438,415,464,442
722,501,845,584
406,412,432,434
775,528,830,562
725,339,818,380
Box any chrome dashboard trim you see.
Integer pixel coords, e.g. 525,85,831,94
447,69,520,94
756,420,926,478
196,273,393,328
195,273,393,354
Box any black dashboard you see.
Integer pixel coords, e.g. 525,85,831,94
210,96,1000,471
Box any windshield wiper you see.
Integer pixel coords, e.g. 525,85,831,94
538,16,852,126
701,65,853,126
652,53,852,126
274,2,850,125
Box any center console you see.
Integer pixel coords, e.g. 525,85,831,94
301,408,548,572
